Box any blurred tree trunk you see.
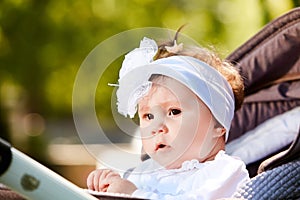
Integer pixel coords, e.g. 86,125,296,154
291,0,300,7
0,108,10,142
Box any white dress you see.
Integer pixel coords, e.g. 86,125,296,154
127,151,249,200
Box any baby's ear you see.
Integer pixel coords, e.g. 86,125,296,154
213,127,226,138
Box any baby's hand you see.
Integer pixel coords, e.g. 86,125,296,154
86,169,137,195
87,169,120,192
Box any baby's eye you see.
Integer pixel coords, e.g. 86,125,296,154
143,113,154,120
169,109,181,116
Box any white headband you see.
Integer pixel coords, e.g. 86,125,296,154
115,37,234,140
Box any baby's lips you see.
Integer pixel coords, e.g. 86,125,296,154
155,143,169,151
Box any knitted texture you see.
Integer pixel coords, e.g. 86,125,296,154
234,159,300,199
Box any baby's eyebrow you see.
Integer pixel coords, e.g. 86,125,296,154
138,105,149,113
162,101,181,107
138,99,182,113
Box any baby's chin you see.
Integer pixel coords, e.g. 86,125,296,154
152,156,194,169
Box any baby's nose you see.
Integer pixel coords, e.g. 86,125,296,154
149,107,169,135
152,120,168,135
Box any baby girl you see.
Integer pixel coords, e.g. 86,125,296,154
87,36,249,199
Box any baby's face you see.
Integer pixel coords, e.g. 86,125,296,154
138,76,222,169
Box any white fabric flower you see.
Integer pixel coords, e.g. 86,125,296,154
119,37,158,79
116,37,158,117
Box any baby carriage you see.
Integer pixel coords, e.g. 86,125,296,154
1,7,300,200
226,7,300,199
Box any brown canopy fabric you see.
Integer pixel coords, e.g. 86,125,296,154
227,7,300,142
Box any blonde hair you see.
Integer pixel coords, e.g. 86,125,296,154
153,33,244,111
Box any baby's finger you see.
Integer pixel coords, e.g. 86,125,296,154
93,170,105,192
86,171,96,190
106,171,121,179
99,169,112,182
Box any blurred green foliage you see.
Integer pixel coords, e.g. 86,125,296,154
0,0,298,149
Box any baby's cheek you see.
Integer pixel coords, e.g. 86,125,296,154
140,126,151,138
141,135,154,154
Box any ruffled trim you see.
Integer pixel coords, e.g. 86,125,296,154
122,81,152,118
167,150,226,172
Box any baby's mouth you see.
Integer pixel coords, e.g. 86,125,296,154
155,143,170,151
